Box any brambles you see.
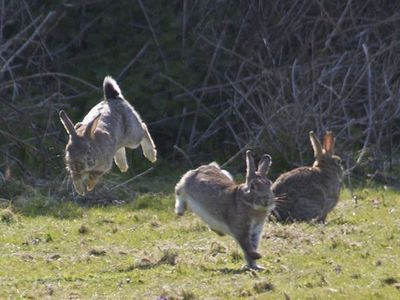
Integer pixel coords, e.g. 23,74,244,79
1,1,399,199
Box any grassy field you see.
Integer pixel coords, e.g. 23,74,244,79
1,177,399,299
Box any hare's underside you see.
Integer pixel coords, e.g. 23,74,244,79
175,157,273,270
176,171,266,268
176,167,238,235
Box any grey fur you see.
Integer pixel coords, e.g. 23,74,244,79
272,131,342,223
175,151,274,270
59,76,157,195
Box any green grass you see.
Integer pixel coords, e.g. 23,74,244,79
1,182,399,299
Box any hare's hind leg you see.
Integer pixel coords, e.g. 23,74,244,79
114,147,129,172
175,193,187,216
71,174,86,196
175,182,187,216
140,123,157,163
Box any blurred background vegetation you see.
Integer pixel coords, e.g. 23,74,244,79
1,0,400,196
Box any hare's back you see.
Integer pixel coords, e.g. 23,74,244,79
179,166,234,235
82,101,112,124
182,165,235,205
272,167,324,202
189,165,234,189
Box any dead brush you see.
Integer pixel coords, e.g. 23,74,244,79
158,248,178,266
1,208,15,224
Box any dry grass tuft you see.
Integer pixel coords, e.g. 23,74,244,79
0,208,15,224
253,281,275,293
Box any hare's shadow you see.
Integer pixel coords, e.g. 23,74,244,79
202,266,263,275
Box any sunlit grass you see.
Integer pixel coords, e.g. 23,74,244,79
0,184,399,299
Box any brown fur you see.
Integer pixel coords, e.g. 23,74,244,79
175,151,274,269
272,131,342,222
60,76,157,195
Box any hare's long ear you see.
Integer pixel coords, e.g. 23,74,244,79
257,154,272,175
245,150,256,184
323,131,335,155
84,114,101,138
59,110,77,137
309,131,323,160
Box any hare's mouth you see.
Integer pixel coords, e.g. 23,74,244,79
252,199,275,212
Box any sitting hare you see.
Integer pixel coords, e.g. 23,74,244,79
175,150,275,270
272,131,342,223
59,76,157,195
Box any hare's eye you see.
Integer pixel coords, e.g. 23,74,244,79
87,156,95,166
250,182,258,190
85,148,92,159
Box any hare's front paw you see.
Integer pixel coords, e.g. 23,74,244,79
73,179,86,196
146,149,157,163
87,181,96,191
243,263,265,271
87,172,102,191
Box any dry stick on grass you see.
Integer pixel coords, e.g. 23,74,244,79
108,167,155,192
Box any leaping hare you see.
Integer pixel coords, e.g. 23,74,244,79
175,150,274,270
272,131,342,223
59,76,157,195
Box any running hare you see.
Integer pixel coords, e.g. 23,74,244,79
59,76,157,195
272,131,342,223
175,150,274,269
